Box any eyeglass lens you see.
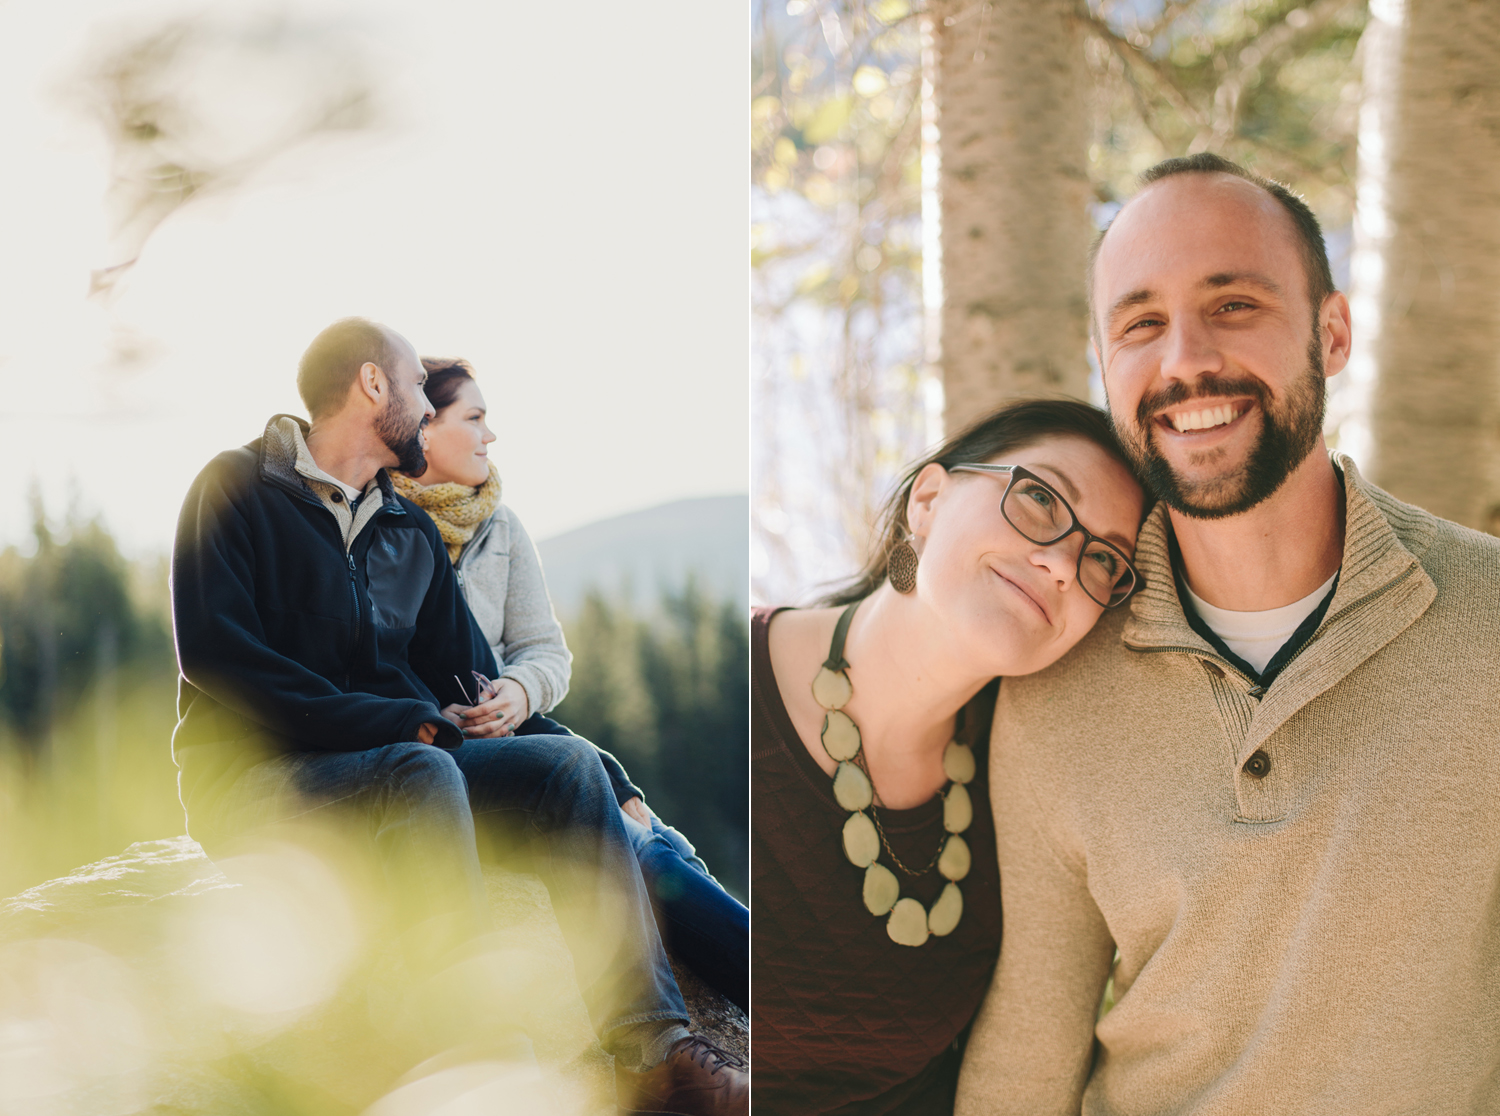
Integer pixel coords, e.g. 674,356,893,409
1002,476,1135,605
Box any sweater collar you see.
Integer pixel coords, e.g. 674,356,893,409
1124,453,1433,653
1122,453,1438,755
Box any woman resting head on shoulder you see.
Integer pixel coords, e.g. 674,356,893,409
752,398,1145,1116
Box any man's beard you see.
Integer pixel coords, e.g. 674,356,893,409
376,397,427,475
1116,332,1326,520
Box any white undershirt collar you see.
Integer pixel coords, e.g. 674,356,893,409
1184,570,1340,674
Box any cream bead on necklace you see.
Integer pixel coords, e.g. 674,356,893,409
813,599,975,947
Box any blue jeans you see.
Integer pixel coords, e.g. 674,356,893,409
197,734,689,1047
512,714,747,1010
624,811,748,1011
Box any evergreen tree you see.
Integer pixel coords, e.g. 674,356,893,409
0,495,171,747
555,582,749,897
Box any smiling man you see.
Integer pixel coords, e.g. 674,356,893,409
955,154,1500,1115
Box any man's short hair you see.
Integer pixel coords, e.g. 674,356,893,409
1088,153,1336,339
297,317,400,419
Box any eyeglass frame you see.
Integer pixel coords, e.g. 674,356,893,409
946,463,1144,609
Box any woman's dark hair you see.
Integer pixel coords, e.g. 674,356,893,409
419,356,477,412
822,398,1144,606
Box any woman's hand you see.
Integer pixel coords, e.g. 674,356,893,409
620,796,651,827
455,677,530,738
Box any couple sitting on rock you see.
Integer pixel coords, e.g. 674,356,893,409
169,316,748,1116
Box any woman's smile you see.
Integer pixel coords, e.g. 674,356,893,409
415,377,496,486
990,563,1052,623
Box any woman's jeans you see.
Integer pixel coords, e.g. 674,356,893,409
195,731,689,1049
623,811,748,1011
513,714,748,1011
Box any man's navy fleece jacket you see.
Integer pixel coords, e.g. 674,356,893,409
170,415,497,821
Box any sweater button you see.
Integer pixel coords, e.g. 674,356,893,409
1243,750,1271,779
330,490,344,503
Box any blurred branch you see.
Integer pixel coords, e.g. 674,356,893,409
1205,0,1363,148
1084,0,1365,157
1080,8,1207,131
74,14,382,299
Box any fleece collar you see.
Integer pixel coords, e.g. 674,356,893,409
259,415,396,504
259,415,400,549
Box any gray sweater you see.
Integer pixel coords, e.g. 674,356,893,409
452,505,645,807
453,504,572,718
955,456,1500,1115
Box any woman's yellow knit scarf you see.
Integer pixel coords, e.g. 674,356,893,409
391,463,502,563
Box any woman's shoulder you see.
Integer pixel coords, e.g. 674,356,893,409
752,604,804,651
756,604,842,638
754,605,820,680
751,604,789,633
452,506,523,579
470,503,522,549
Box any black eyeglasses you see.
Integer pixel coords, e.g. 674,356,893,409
948,463,1142,608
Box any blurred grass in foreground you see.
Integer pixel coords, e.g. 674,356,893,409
0,500,183,898
1,825,625,1113
0,667,182,899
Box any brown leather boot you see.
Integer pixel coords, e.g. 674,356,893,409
615,1034,748,1116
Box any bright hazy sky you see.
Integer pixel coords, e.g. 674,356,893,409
0,0,745,555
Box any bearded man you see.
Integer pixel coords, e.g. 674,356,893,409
955,155,1500,1114
170,317,746,1116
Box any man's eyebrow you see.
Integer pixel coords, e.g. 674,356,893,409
1106,288,1155,324
1106,273,1285,325
1201,271,1282,296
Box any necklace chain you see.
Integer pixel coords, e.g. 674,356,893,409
851,749,947,878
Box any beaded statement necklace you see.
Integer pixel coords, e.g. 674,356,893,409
812,599,975,947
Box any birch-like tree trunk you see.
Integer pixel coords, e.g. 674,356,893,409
928,0,1092,433
1352,0,1500,533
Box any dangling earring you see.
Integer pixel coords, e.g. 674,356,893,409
888,532,919,594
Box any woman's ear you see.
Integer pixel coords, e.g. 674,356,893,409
905,463,949,542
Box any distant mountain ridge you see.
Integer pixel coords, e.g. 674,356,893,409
535,495,748,615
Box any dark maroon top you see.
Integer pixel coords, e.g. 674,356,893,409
750,607,1003,1116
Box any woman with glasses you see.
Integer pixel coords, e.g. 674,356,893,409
392,356,749,1014
752,398,1145,1115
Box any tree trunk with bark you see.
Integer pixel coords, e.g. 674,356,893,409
927,0,1093,433
1353,0,1500,534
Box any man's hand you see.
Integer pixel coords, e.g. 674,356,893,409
454,677,530,739
413,705,471,746
621,796,651,827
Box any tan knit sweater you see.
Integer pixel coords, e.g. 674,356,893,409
955,456,1500,1116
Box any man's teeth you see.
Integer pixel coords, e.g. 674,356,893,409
1169,404,1240,432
